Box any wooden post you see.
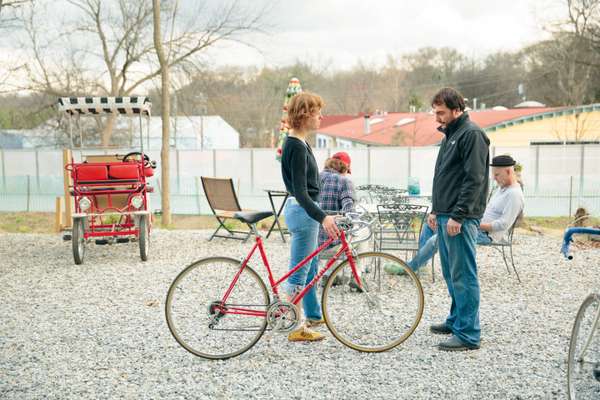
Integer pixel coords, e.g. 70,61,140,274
55,196,63,232
195,176,202,214
63,149,73,229
26,175,31,212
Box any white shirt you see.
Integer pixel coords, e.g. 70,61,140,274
482,184,524,243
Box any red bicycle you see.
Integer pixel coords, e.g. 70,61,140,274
165,210,424,360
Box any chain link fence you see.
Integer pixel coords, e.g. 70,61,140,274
1,145,599,217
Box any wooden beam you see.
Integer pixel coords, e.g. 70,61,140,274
54,196,62,233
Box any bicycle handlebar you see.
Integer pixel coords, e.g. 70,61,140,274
561,227,600,260
333,208,377,245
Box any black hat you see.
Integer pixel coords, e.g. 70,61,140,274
490,154,516,167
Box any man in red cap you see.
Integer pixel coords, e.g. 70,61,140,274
332,151,351,174
315,152,358,290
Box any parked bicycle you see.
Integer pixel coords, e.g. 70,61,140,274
564,226,600,399
165,210,424,360
568,293,600,399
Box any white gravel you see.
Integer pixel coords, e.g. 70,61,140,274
1,229,599,399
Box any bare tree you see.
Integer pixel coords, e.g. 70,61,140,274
0,0,30,26
152,0,172,225
524,34,594,105
20,0,270,145
551,110,600,142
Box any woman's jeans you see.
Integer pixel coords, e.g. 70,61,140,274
283,198,322,321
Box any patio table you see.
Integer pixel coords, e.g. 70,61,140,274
264,189,290,242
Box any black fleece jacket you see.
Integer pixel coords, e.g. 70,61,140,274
431,113,490,222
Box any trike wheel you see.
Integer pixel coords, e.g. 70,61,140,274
322,252,424,353
139,215,149,261
568,293,600,399
165,257,270,360
72,218,85,265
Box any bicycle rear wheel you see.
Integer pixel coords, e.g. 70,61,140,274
322,251,424,352
165,257,270,360
568,293,600,399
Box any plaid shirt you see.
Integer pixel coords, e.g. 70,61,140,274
318,168,355,246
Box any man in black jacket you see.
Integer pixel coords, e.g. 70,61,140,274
428,87,490,351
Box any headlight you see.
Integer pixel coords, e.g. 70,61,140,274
131,195,144,209
79,196,91,211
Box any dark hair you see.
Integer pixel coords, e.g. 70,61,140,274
324,158,348,174
431,87,465,111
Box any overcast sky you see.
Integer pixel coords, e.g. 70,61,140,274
207,0,566,69
0,0,568,91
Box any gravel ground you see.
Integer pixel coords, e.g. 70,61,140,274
1,229,599,399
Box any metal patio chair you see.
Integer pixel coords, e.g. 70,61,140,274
201,176,253,242
479,212,523,283
374,203,429,258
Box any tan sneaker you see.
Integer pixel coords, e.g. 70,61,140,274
288,326,326,342
305,318,325,328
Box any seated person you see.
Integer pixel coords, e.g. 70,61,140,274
318,152,355,249
386,154,524,274
561,208,600,258
316,152,356,285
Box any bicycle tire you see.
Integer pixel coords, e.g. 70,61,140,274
322,251,424,352
72,218,85,265
165,257,270,360
568,293,600,399
138,214,149,261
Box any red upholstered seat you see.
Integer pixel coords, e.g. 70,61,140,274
76,165,108,181
109,164,140,179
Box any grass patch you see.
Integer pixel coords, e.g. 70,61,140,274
526,216,600,230
3,212,594,235
0,212,285,234
0,212,56,234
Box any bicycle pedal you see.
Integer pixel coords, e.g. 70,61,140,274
116,238,130,243
62,234,72,241
95,239,109,245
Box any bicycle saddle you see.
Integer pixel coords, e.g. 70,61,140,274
233,211,274,224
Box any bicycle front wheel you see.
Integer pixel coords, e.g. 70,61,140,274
322,251,424,352
165,257,270,360
568,293,600,399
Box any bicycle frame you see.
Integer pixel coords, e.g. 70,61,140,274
218,230,362,318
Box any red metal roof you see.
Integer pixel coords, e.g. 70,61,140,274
320,114,360,128
317,107,561,146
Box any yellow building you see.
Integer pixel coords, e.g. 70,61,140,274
485,104,600,146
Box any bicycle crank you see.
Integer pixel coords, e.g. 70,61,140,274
267,301,300,332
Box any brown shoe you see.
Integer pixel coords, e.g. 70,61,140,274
288,326,326,342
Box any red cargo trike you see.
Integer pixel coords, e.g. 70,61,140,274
59,96,156,264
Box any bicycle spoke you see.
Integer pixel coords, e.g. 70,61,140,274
322,252,424,352
166,257,269,360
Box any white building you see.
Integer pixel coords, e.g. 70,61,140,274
1,115,240,150
130,116,240,150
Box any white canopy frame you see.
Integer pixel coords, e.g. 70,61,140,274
57,96,152,152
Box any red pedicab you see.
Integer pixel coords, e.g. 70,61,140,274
59,96,156,264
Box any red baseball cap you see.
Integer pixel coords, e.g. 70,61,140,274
332,151,351,174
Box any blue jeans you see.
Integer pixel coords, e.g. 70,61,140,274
407,224,492,272
436,215,481,346
283,198,322,321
